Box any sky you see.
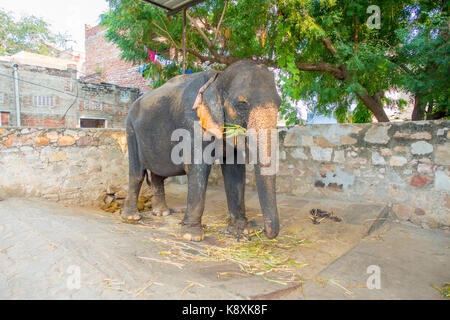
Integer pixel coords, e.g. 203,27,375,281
0,0,110,53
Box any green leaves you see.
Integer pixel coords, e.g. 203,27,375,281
100,0,448,122
0,8,70,56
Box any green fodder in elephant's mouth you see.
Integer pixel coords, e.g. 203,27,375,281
145,229,311,285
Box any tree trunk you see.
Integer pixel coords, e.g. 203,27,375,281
356,91,390,122
411,93,426,121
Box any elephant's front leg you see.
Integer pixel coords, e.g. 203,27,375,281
221,164,257,236
181,164,211,241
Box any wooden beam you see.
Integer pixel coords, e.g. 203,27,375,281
183,8,186,74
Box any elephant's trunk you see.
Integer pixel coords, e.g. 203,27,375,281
254,164,279,239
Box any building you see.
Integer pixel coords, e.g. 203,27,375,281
83,25,151,93
0,59,139,128
0,50,85,77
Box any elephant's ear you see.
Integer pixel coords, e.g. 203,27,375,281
192,74,224,138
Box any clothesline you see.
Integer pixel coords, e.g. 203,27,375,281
144,46,175,66
141,46,195,75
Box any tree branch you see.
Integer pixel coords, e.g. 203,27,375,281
321,38,337,56
185,11,238,65
212,0,228,47
186,12,212,48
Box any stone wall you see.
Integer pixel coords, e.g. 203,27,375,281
0,127,129,206
1,121,449,230
209,120,450,230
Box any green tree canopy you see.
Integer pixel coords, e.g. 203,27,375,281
100,0,449,123
0,8,71,56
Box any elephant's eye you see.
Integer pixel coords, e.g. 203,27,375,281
236,100,249,109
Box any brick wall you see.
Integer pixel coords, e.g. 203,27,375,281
0,61,139,128
84,25,151,93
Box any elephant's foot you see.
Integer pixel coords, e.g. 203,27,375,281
180,223,205,242
151,206,171,217
227,219,259,239
120,210,142,224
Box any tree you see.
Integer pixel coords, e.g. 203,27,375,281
394,0,449,120
0,8,71,56
101,0,447,123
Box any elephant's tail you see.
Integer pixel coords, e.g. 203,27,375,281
145,170,151,187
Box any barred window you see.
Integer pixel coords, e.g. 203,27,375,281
33,95,55,107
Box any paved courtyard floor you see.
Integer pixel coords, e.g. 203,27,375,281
0,183,448,299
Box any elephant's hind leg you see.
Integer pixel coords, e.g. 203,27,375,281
150,172,170,217
122,124,144,223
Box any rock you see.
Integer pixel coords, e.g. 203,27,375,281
301,135,314,147
364,125,391,144
4,135,20,148
283,130,301,147
394,146,409,153
106,184,119,195
333,150,345,163
414,208,426,216
417,164,433,174
371,152,386,166
314,136,336,147
392,204,413,221
76,136,93,146
394,132,410,138
435,144,450,165
34,136,49,147
291,148,308,160
310,147,332,162
394,132,432,140
381,148,392,156
57,136,76,147
435,171,450,191
115,190,127,199
410,132,432,140
410,175,432,188
48,151,67,162
390,156,407,167
46,131,59,142
339,135,357,145
104,195,114,204
411,141,433,155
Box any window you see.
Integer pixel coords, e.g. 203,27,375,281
80,118,106,128
0,92,5,105
33,95,55,107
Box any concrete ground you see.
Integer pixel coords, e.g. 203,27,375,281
0,183,448,299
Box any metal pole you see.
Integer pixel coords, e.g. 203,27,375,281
182,8,186,74
13,64,21,126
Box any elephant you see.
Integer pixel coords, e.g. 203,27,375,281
122,59,282,241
